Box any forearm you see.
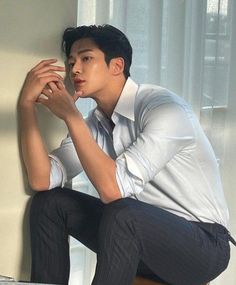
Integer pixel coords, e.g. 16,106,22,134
65,113,121,203
17,59,66,190
19,102,50,191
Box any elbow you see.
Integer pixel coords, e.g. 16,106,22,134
101,195,122,204
100,187,122,204
29,178,50,192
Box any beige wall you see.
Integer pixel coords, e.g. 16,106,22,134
0,0,77,280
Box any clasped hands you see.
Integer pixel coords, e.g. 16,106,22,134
19,59,83,121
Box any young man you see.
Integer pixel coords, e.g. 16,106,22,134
19,25,233,285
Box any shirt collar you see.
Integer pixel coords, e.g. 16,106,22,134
94,77,138,123
112,77,138,122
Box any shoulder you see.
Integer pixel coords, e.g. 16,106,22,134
135,83,189,112
134,83,195,127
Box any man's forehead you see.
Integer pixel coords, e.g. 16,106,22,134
69,38,98,55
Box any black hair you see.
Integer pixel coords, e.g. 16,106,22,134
62,24,132,79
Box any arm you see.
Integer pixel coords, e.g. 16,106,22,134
115,102,196,197
18,59,65,191
38,82,121,203
66,115,121,203
19,102,51,191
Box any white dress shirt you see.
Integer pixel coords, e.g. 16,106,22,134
49,78,229,227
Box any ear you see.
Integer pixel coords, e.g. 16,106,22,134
110,57,125,76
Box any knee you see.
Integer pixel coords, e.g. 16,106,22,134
103,197,140,216
30,188,63,222
100,198,139,234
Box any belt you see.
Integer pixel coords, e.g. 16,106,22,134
192,221,236,246
228,233,236,246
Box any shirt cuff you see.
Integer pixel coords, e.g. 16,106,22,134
48,154,67,189
116,153,144,198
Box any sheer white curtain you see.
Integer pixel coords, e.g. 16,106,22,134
70,1,236,284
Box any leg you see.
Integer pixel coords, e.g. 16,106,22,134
92,198,230,285
136,261,167,284
30,187,104,285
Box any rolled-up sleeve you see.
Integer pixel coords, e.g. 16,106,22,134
48,154,67,189
115,102,195,197
49,135,83,189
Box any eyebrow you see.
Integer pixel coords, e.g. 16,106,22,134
68,48,94,60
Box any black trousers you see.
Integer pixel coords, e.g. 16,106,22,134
30,187,230,285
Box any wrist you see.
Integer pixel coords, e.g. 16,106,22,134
64,110,83,125
18,99,35,109
18,90,36,107
19,87,39,107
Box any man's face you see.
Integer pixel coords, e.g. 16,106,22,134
68,38,111,99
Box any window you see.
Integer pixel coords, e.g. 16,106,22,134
202,0,231,107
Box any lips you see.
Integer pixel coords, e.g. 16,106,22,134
73,78,86,85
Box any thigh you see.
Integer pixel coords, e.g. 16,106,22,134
104,198,229,285
135,201,229,285
31,187,105,252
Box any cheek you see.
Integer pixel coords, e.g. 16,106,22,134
89,63,102,76
88,72,108,88
90,61,109,75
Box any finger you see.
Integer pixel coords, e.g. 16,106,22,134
55,81,65,90
31,59,58,72
37,76,63,90
73,91,83,102
41,88,52,98
34,65,65,75
35,64,65,74
36,94,49,104
37,98,50,108
48,81,58,92
38,72,64,81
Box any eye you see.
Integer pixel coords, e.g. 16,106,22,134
82,56,92,62
68,61,75,69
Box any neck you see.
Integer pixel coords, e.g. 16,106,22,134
95,77,126,118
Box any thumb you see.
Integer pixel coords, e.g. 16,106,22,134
73,90,83,102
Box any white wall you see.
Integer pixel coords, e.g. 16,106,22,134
0,0,77,280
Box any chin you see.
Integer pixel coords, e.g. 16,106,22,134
78,91,90,99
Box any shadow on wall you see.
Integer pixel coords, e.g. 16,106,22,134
19,198,32,281
16,80,69,280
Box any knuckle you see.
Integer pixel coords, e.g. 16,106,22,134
27,69,35,76
29,69,37,77
38,77,45,85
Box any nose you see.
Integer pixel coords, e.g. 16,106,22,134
71,60,82,76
